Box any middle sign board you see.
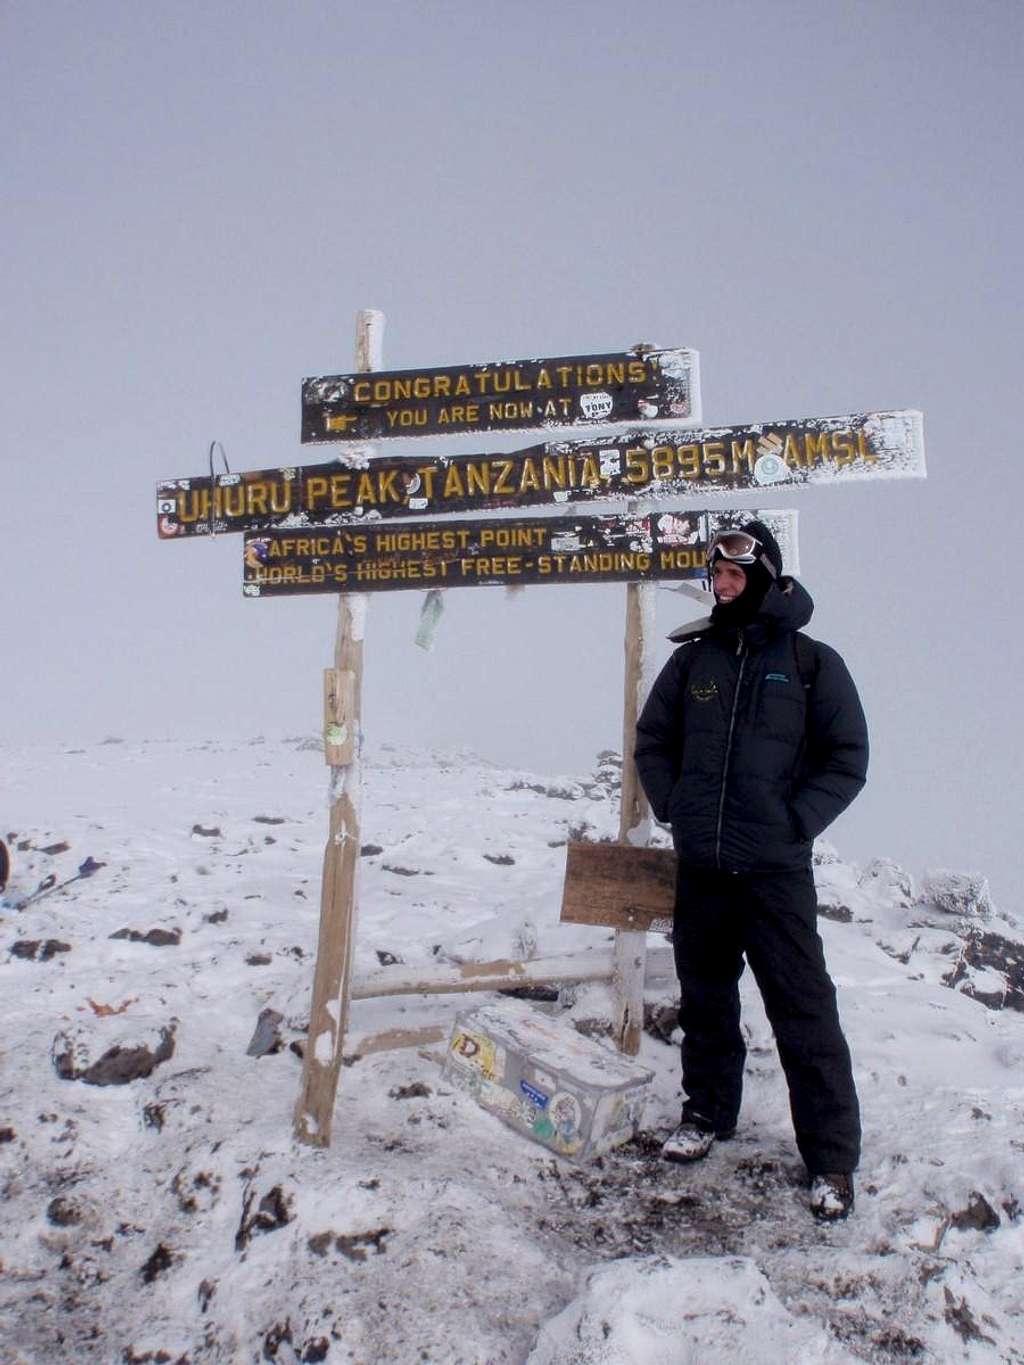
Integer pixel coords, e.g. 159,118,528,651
157,409,923,539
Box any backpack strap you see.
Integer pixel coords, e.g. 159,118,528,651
794,631,819,694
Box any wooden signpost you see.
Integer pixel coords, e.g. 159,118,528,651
156,408,924,539
301,347,700,442
239,508,797,598
156,312,925,1148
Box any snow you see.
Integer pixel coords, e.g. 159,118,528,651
1,738,1023,1363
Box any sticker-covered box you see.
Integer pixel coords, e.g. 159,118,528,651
443,999,653,1162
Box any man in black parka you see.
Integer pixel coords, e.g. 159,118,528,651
634,520,867,1220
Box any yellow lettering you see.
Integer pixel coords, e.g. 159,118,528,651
831,431,855,465
536,367,552,389
651,446,675,481
703,442,726,476
628,360,647,383
625,446,650,484
784,434,804,469
466,461,491,495
730,439,756,474
443,465,465,498
519,458,540,493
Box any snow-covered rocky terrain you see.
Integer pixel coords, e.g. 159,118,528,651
1,738,1022,1364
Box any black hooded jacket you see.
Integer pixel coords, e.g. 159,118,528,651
634,577,868,872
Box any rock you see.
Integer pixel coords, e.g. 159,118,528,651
922,870,993,919
46,1196,82,1226
388,1082,432,1100
191,824,222,839
483,853,515,866
109,927,181,947
246,1008,284,1057
140,1243,173,1283
53,1023,176,1086
11,939,71,961
0,1127,15,1143
235,1183,293,1250
360,843,384,856
817,898,853,923
950,1192,1001,1232
858,857,915,906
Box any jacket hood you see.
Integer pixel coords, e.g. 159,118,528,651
710,574,813,643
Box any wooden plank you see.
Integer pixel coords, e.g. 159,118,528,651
241,508,799,599
561,841,676,933
158,409,924,539
343,1025,447,1060
349,945,677,999
301,348,700,442
323,667,355,765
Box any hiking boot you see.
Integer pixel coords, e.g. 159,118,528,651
809,1172,855,1221
661,1119,733,1164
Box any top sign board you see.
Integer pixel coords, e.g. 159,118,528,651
300,348,700,443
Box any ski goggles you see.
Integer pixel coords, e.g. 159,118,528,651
706,529,778,578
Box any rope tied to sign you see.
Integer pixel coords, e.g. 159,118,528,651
207,441,231,536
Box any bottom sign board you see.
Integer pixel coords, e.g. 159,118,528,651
242,508,797,598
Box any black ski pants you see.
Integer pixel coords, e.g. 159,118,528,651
673,865,860,1175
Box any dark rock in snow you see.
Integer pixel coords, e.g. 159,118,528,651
818,899,853,923
110,927,181,947
46,1196,82,1226
53,1024,176,1086
191,824,222,839
375,949,402,966
252,815,287,825
0,1127,15,1143
483,853,515,866
40,841,71,855
235,1183,293,1250
335,1228,391,1261
245,953,272,966
204,908,228,924
140,1243,173,1283
388,1082,432,1100
246,1008,284,1057
360,843,384,856
950,1192,1001,1232
11,939,71,961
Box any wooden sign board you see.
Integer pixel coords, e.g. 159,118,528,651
300,348,700,442
157,409,923,539
241,507,797,598
560,841,676,934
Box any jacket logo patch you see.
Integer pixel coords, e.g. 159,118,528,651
765,672,791,683
690,681,718,703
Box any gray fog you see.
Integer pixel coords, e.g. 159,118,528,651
3,1,1020,910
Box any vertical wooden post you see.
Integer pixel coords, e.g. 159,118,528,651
293,308,384,1147
612,579,656,1055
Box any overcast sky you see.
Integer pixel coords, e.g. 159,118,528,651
3,0,1021,910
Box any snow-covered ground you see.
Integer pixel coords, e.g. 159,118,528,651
1,738,1022,1364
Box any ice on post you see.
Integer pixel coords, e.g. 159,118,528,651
443,999,653,1162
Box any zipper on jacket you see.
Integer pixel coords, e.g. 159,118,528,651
714,637,747,868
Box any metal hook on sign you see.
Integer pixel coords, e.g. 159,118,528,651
207,441,231,535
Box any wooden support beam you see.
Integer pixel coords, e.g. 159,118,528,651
293,308,384,1149
612,579,656,1055
323,667,356,765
